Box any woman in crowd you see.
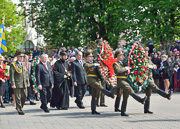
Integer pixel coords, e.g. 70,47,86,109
0,55,7,108
174,53,180,65
151,52,161,87
160,54,170,92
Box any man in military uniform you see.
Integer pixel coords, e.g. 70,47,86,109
113,48,147,116
10,50,30,115
84,52,114,114
144,47,172,114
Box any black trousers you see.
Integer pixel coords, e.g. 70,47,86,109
75,84,87,106
40,86,52,109
27,84,34,102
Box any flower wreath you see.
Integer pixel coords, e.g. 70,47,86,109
96,39,117,87
124,39,150,92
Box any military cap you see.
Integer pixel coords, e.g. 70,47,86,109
14,50,25,57
85,51,93,57
114,48,123,58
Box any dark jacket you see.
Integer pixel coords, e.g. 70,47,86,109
161,60,170,74
71,59,87,85
35,61,54,87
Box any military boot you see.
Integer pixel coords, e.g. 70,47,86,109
91,99,100,115
102,89,114,98
144,98,153,114
156,89,172,100
114,97,121,112
121,100,128,116
131,93,147,104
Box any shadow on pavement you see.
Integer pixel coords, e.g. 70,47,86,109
125,119,180,123
34,111,122,118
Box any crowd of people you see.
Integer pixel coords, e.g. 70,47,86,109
0,38,179,116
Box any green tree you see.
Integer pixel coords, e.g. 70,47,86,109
0,0,26,55
20,0,180,49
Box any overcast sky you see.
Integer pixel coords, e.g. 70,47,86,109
11,0,20,3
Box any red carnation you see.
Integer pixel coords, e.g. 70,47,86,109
140,71,144,76
134,71,138,75
135,46,138,49
145,69,147,73
69,70,72,73
135,77,139,82
103,55,106,58
144,53,146,56
146,73,148,76
142,59,145,62
139,48,142,51
131,51,134,54
134,54,137,58
140,66,143,69
143,76,146,80
140,81,143,85
129,58,132,61
138,53,141,56
138,58,141,62
132,65,135,69
130,61,134,64
99,46,102,49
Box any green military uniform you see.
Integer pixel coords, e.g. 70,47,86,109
10,51,30,114
144,50,172,114
113,49,146,116
84,52,113,114
96,81,106,106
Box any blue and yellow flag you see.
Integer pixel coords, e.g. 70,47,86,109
0,24,8,53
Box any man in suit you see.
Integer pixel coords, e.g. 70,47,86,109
35,54,54,113
71,51,87,109
24,55,36,105
10,50,30,115
113,49,147,116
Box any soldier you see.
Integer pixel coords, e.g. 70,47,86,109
144,47,172,114
84,52,114,114
10,50,30,115
113,48,146,116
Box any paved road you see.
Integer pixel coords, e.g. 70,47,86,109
0,92,180,129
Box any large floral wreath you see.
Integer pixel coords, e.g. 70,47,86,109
124,39,150,92
96,39,117,87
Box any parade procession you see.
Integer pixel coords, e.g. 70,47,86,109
1,0,180,129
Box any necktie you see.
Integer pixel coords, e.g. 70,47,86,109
44,63,48,71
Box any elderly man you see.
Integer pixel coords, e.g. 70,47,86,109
36,54,54,113
71,51,87,109
10,50,30,115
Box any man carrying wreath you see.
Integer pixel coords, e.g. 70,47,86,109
113,48,147,116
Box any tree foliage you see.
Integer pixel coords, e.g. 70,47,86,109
20,0,180,48
0,0,27,55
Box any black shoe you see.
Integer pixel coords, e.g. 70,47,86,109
0,105,5,108
56,106,61,110
18,111,25,115
92,111,100,115
115,109,121,112
167,90,173,100
121,112,128,116
79,105,85,109
30,102,36,105
3,101,9,103
144,110,153,114
100,104,108,107
40,106,50,113
36,97,40,101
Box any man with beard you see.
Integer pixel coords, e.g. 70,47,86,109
51,51,71,110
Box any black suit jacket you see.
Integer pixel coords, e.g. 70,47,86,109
71,59,87,85
35,61,54,87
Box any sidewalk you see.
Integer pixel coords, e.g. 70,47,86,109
0,92,180,129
